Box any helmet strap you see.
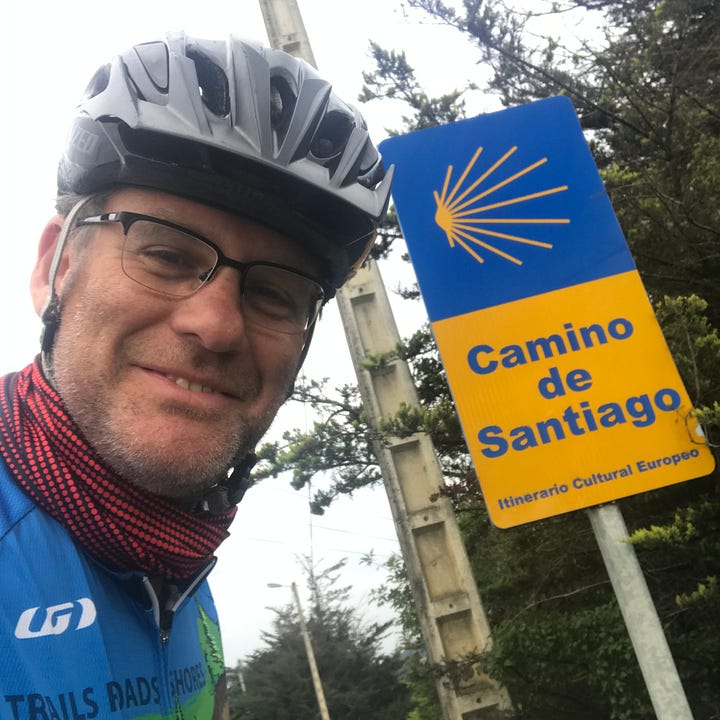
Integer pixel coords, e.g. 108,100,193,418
191,451,258,515
40,196,96,379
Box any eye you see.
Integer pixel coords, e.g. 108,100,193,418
244,276,299,318
124,220,215,281
132,243,204,280
236,264,324,332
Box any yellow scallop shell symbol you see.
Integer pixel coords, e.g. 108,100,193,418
434,146,570,265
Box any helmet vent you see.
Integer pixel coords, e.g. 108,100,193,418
358,144,384,186
83,64,111,100
269,75,297,144
187,48,230,117
310,111,352,163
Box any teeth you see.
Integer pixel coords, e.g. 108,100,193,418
166,374,215,394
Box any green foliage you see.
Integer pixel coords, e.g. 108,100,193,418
360,42,470,133
487,604,649,720
449,498,657,720
676,574,717,609
254,328,471,512
654,295,720,438
365,554,444,720
367,554,424,645
227,561,412,720
360,350,398,371
629,498,715,548
253,380,383,514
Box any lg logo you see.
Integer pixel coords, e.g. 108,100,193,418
14,598,97,639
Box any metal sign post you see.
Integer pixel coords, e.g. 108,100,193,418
589,504,693,720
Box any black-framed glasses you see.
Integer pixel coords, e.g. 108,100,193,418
77,212,326,334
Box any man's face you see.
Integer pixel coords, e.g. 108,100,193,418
35,188,317,501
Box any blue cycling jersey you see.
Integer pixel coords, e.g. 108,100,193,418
0,462,229,719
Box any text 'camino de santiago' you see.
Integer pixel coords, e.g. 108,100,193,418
468,316,683,458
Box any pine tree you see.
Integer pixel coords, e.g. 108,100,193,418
228,561,413,720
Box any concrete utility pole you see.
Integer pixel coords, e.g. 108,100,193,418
258,0,316,65
259,2,512,717
336,261,512,720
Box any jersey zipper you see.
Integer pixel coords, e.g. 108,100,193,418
143,560,217,644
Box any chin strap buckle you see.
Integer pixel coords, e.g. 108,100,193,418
195,452,257,515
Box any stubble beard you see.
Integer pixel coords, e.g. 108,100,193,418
49,296,290,502
54,366,284,501
89,402,271,500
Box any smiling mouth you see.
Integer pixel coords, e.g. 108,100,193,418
165,373,218,394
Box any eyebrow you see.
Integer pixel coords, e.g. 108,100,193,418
132,206,193,227
119,206,218,246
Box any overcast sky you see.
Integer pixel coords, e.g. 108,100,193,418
0,0,501,664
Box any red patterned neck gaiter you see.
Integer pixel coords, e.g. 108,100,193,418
0,359,236,579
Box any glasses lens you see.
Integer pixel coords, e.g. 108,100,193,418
121,220,217,296
243,264,324,333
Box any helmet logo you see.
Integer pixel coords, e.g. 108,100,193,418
68,124,100,161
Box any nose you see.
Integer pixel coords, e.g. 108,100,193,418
168,266,248,352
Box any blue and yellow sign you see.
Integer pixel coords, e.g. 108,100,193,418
379,96,714,528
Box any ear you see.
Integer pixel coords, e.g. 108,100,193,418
30,215,69,316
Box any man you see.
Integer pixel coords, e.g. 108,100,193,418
0,33,391,719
